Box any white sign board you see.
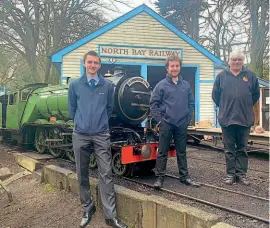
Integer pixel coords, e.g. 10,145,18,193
266,97,270,105
99,45,182,60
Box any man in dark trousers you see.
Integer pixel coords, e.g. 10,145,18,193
68,50,127,228
212,50,260,186
150,55,200,189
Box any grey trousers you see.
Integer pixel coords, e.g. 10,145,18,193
72,132,117,219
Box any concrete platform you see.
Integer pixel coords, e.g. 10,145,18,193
211,222,238,228
21,152,55,161
13,153,42,172
41,164,240,228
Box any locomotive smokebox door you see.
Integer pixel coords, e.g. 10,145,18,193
116,77,151,125
110,67,151,126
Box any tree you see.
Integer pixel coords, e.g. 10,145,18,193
246,0,269,78
37,0,107,83
200,0,249,62
155,0,207,41
0,0,42,82
0,0,108,83
0,45,32,92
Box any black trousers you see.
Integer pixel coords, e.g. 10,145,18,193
221,125,250,178
155,121,189,181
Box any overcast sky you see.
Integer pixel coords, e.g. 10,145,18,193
105,0,157,20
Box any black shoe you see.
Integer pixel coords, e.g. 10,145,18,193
224,175,235,185
80,204,96,228
237,176,250,186
105,217,128,228
153,176,164,189
180,178,201,187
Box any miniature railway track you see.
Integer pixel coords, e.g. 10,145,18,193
5,142,270,224
122,176,269,224
187,141,270,154
186,156,269,174
165,174,268,201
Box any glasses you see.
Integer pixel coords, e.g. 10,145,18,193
87,61,100,65
231,58,243,61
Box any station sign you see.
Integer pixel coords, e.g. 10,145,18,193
99,45,182,60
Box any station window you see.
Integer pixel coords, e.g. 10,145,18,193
21,89,31,101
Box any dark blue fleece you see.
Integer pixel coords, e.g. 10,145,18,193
68,74,114,136
212,68,260,127
150,75,195,127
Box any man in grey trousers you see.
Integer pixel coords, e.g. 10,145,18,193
68,50,127,228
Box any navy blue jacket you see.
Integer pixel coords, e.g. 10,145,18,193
150,75,195,127
68,74,114,136
212,68,260,127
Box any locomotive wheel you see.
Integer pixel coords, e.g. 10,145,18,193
66,150,75,162
66,135,75,162
89,153,97,169
112,152,131,176
35,128,47,154
48,128,64,158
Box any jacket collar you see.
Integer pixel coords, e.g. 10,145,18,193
80,73,105,86
166,73,183,85
225,67,248,75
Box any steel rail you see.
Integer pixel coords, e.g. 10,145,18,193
122,176,269,224
188,142,269,154
165,174,269,202
186,156,269,174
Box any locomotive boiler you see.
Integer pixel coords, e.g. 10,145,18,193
0,67,176,176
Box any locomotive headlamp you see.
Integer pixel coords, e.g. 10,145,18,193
141,145,152,159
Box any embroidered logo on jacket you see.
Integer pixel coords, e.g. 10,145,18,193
243,76,248,82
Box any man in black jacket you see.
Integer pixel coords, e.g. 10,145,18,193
212,51,260,185
150,55,200,189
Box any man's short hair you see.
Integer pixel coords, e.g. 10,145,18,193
165,55,182,68
229,50,245,61
83,50,101,63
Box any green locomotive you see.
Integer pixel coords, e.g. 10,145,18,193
0,83,76,160
0,68,172,175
